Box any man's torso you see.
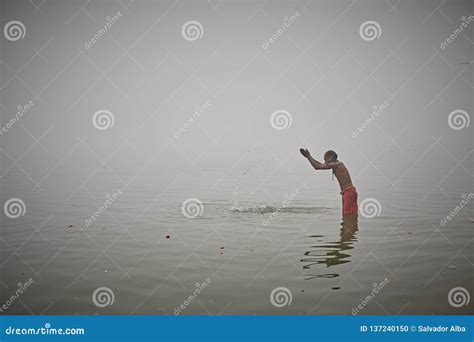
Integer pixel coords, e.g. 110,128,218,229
333,161,354,191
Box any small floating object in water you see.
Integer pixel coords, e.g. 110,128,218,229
408,232,412,235
219,252,223,255
448,266,456,270
331,286,341,290
166,235,170,239
68,224,74,228
300,289,304,292
220,246,224,249
104,270,108,273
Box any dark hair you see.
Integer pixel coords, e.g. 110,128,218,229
325,150,338,161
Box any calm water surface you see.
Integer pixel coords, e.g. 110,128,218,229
1,162,472,315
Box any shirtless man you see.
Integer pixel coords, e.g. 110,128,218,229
299,148,358,216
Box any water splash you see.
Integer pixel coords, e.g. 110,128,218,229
231,159,276,208
229,205,331,214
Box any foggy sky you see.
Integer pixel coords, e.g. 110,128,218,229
0,0,472,187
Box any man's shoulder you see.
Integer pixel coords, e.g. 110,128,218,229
332,161,348,170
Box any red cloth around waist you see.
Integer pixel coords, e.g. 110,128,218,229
341,186,358,215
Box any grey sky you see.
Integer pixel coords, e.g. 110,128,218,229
0,0,472,186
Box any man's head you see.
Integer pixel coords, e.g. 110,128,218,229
324,150,338,163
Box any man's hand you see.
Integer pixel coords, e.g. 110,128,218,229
299,148,311,158
300,148,332,171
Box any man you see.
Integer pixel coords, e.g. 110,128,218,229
299,148,358,215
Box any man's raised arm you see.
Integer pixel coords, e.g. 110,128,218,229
299,148,333,170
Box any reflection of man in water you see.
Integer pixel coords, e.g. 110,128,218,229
301,212,358,279
299,148,358,216
340,214,358,242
